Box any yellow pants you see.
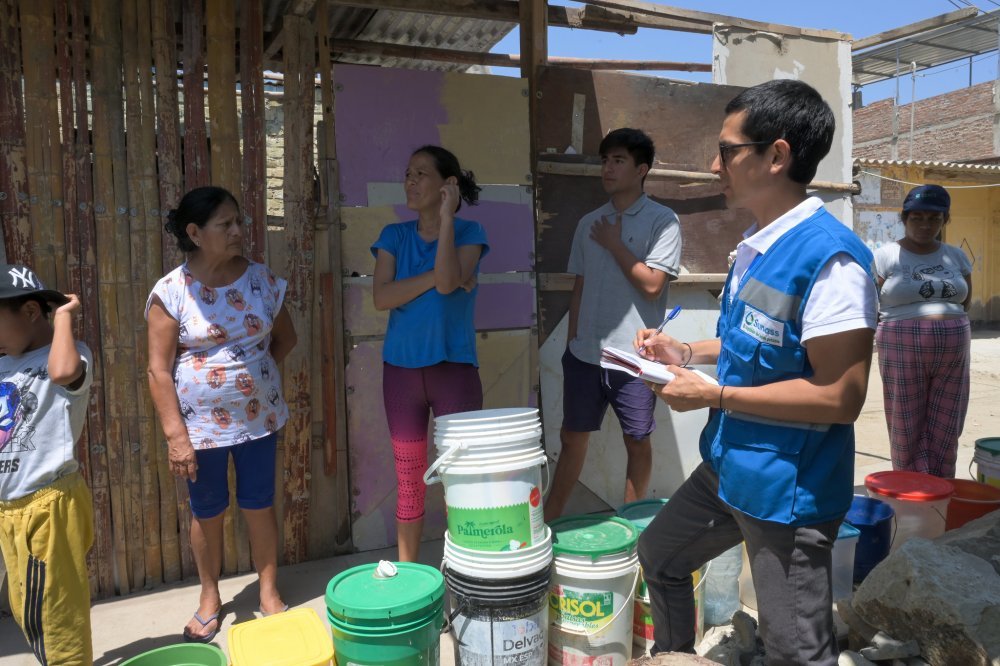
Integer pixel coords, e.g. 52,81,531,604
0,472,94,665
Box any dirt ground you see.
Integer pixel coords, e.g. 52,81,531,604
1,330,998,665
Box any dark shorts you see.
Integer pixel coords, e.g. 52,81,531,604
561,348,656,439
187,432,278,519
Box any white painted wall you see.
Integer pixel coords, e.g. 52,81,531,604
712,27,854,226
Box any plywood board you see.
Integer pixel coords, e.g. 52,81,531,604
438,72,530,186
341,205,402,277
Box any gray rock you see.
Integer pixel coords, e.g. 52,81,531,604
934,510,1000,577
852,537,1000,666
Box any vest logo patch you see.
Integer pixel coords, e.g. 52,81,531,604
741,306,784,345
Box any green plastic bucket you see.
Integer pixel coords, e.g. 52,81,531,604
326,560,445,665
119,643,227,666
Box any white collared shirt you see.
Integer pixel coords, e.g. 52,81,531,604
728,197,878,342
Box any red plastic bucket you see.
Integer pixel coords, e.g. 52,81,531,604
945,478,1000,530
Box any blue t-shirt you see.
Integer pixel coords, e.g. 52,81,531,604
371,218,489,368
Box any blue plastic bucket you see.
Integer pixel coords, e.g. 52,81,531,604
844,495,895,583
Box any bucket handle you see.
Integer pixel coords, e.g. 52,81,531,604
441,595,467,635
541,456,552,497
553,566,642,637
423,441,466,486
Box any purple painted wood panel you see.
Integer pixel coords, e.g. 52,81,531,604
474,283,534,330
334,65,445,206
385,201,533,274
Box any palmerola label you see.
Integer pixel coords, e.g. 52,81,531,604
447,503,531,551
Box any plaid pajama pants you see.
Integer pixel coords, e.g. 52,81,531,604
875,317,971,478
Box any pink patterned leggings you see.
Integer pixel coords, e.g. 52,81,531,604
876,317,971,478
382,362,483,522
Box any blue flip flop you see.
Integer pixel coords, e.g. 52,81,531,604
182,611,220,643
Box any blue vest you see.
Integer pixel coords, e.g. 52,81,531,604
700,207,874,525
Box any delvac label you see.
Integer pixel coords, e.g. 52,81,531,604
453,611,546,665
447,503,532,551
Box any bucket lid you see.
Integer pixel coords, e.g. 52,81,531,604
975,437,1000,458
228,608,333,666
325,561,444,626
435,408,539,427
865,471,954,501
616,498,669,532
837,522,860,540
549,515,638,560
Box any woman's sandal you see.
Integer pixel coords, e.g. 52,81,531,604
182,611,220,643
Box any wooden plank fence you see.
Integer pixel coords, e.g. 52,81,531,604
0,1,342,599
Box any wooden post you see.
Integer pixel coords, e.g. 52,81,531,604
241,0,267,263
0,0,31,267
280,13,316,565
520,0,547,179
18,0,64,287
151,0,184,585
90,0,137,595
317,0,352,552
68,0,115,598
206,0,241,203
183,0,210,191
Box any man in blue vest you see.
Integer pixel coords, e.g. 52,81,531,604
634,79,878,664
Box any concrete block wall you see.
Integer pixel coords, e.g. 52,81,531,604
854,81,996,161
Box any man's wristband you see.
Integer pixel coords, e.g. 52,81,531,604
681,342,693,367
718,385,726,410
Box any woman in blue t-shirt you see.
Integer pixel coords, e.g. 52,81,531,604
371,145,489,561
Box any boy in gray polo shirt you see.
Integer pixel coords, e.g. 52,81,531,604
544,128,682,520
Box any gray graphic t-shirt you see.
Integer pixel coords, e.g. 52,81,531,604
874,242,972,321
0,342,92,501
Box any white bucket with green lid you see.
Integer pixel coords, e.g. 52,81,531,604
974,437,1000,489
547,515,640,666
326,560,444,665
425,409,547,552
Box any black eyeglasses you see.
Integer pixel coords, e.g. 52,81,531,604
718,140,773,167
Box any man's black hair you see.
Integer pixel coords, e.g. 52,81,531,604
599,128,655,172
724,79,834,185
0,295,52,316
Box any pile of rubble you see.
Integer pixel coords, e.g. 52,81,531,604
838,509,1000,666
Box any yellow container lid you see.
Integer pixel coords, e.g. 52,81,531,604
229,608,333,666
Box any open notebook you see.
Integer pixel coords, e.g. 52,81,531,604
599,347,719,386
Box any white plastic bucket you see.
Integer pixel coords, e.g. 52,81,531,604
425,409,547,552
831,523,860,602
973,438,1000,489
443,527,553,580
865,471,953,553
547,516,640,666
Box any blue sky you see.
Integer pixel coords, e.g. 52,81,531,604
489,1,1000,105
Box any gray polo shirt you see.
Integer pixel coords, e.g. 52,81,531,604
567,193,682,365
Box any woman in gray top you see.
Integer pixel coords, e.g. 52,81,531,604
873,184,972,477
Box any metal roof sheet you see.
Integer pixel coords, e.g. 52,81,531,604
855,158,1000,174
852,9,1000,86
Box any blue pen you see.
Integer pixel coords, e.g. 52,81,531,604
638,305,681,353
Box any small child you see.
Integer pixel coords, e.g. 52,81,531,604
0,264,94,665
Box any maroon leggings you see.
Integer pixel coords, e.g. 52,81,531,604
382,362,483,522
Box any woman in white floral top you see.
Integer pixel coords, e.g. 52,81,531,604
146,187,297,642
